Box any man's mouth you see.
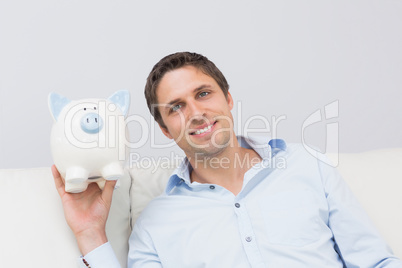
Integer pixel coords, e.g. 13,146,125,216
189,121,217,135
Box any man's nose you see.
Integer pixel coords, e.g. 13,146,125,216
186,101,205,120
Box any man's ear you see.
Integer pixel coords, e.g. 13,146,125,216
159,123,173,139
227,91,234,110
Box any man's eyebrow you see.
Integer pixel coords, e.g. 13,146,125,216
193,84,212,93
165,98,181,109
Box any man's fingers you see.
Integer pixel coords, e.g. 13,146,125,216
102,179,117,205
51,165,66,197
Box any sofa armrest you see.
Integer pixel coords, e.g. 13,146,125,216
0,167,132,268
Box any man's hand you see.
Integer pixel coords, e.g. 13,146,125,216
51,165,117,255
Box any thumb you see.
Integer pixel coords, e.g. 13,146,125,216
52,165,66,197
102,179,117,206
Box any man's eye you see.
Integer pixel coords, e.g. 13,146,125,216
199,92,209,98
171,104,182,112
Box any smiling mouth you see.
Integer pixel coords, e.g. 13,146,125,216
189,121,217,135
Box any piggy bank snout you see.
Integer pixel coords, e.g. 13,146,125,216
80,113,103,134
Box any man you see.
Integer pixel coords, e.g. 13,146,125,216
53,52,402,267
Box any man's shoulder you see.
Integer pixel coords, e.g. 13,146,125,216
268,142,336,179
276,142,315,160
283,143,336,168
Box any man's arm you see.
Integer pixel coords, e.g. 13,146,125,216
318,159,402,267
79,242,121,268
52,165,121,266
127,217,162,268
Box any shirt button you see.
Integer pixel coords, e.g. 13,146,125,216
209,185,215,190
235,203,240,208
245,237,252,242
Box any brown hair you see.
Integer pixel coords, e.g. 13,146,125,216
144,52,229,128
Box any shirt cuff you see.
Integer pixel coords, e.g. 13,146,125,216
77,242,121,268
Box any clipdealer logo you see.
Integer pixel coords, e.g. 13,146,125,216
301,100,339,167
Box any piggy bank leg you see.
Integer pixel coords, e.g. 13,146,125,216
65,167,90,193
65,166,89,182
101,162,124,181
65,181,89,193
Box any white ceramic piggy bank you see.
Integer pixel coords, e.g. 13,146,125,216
49,90,130,193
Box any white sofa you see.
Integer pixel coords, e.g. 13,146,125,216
0,148,401,267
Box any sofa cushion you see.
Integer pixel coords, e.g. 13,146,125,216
129,164,175,224
0,167,131,268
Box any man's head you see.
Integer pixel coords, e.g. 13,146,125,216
145,52,235,158
144,52,229,129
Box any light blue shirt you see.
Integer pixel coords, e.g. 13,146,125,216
84,136,402,267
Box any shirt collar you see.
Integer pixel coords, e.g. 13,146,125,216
165,135,277,194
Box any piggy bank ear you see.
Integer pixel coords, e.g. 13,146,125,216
48,92,71,122
108,90,130,117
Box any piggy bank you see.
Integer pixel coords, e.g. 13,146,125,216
48,90,130,193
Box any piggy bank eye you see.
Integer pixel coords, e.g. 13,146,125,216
94,107,96,110
84,108,87,111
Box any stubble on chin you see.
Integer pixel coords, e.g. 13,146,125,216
188,130,234,159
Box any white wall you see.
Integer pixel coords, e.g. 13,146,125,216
0,0,401,169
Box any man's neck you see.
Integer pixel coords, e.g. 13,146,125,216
187,138,262,196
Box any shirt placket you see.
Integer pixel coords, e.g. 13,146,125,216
233,196,266,268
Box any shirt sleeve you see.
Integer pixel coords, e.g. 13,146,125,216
127,219,162,268
77,242,121,268
318,157,402,267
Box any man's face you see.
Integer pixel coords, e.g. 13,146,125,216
156,65,235,158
